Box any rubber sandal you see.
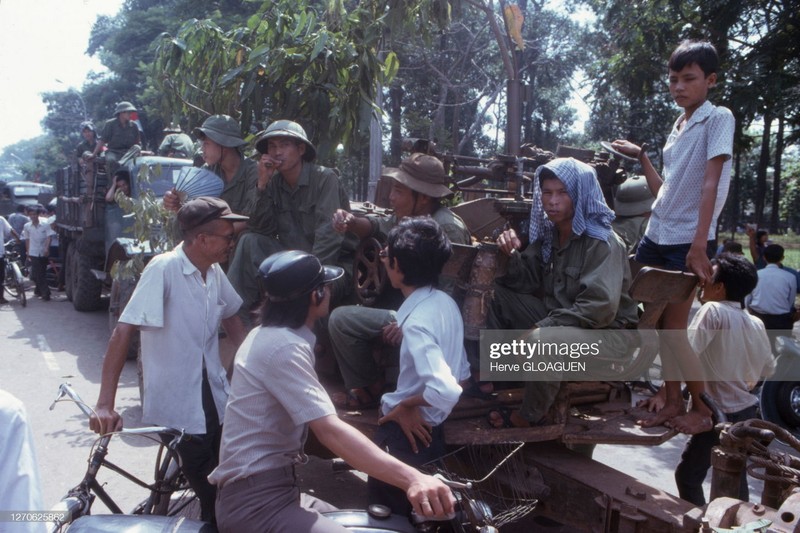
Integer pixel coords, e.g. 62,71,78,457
332,387,380,410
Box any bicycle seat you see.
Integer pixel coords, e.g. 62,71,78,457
68,514,216,533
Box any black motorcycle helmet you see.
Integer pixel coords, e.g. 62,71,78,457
258,250,343,302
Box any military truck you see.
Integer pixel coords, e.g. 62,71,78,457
54,156,193,312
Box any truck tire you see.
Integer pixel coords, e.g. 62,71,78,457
776,381,800,429
108,277,140,360
72,249,104,312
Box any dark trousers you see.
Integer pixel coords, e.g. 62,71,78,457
749,310,794,353
367,421,446,517
29,256,49,299
162,369,221,524
674,404,758,506
0,256,6,291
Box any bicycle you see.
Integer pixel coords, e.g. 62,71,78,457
3,240,27,307
47,383,200,532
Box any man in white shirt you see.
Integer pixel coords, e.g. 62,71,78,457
90,197,248,524
22,205,55,302
746,244,798,351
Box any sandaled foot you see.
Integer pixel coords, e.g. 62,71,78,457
637,402,684,428
487,407,540,429
331,385,381,410
668,410,713,435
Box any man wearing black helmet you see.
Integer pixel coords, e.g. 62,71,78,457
90,197,249,524
90,101,141,175
210,250,455,532
227,119,354,324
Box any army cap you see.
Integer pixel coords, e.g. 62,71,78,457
114,101,137,115
382,153,453,198
613,175,655,217
254,120,316,162
177,197,248,232
258,250,343,302
193,115,248,148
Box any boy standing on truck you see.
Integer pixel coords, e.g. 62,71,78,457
23,205,55,302
367,217,470,516
674,253,774,505
611,40,735,434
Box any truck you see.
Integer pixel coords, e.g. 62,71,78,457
0,180,55,217
54,156,193,312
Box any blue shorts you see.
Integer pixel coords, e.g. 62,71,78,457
634,236,717,272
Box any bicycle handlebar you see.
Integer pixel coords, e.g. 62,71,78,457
50,382,184,440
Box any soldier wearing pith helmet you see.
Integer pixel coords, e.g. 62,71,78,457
91,101,142,175
227,119,354,326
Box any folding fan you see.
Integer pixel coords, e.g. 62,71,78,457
174,167,225,202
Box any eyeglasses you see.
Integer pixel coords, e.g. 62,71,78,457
204,233,236,243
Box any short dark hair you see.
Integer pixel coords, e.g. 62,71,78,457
756,229,768,243
721,241,743,254
259,296,310,329
669,40,720,77
16,204,26,213
763,244,784,264
386,217,451,288
712,253,758,303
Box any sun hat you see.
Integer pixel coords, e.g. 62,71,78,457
613,175,655,217
192,115,248,148
382,153,453,198
114,101,137,115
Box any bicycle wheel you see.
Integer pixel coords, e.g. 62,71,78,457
4,265,19,299
134,451,199,519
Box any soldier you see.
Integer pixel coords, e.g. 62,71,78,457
158,123,194,159
164,115,259,235
227,120,354,324
90,101,141,176
75,121,98,160
327,153,471,408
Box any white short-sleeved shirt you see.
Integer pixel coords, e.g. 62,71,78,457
0,217,14,257
0,390,46,533
22,221,55,258
380,286,470,426
645,100,735,245
119,243,243,434
746,264,798,315
689,300,775,413
209,325,336,487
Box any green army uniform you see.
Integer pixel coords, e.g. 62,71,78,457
227,163,354,321
206,156,260,219
489,230,639,422
612,215,649,255
75,139,97,159
100,118,140,155
159,133,195,159
329,206,471,392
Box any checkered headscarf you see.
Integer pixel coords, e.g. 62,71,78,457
528,158,615,262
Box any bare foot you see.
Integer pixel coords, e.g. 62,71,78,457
668,410,713,435
637,402,684,428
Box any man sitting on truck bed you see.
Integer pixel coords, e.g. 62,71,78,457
226,120,355,325
164,115,259,236
488,157,639,429
327,153,470,409
89,101,141,176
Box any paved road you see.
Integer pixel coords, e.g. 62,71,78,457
1,289,792,530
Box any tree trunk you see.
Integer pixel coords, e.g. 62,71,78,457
769,115,784,233
389,81,403,165
754,111,772,226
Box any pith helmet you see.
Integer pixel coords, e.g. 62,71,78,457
163,122,182,133
382,153,453,198
258,250,343,302
613,175,655,217
254,120,316,162
114,101,137,115
192,115,247,148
